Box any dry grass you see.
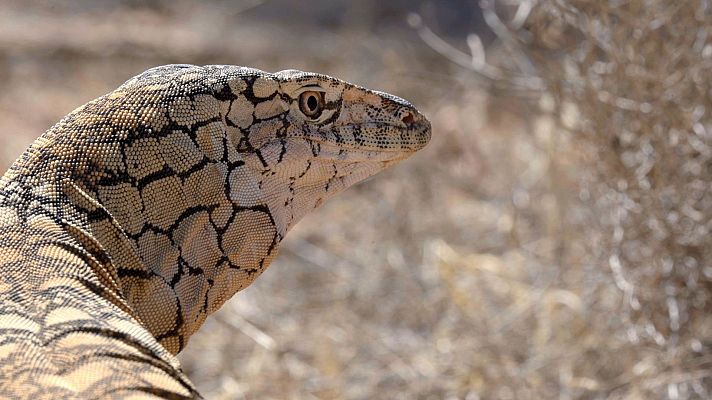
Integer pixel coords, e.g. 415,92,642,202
0,1,709,398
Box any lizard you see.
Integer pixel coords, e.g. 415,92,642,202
0,64,431,399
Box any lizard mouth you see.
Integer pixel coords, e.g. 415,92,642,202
306,118,432,155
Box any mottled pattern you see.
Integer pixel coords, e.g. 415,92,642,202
0,64,430,398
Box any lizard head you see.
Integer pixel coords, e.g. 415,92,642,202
274,69,431,160
224,68,432,234
41,64,431,349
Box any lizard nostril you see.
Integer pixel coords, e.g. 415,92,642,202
401,111,415,125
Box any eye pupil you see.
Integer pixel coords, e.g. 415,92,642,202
307,95,318,111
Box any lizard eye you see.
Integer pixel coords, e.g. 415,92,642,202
298,91,324,119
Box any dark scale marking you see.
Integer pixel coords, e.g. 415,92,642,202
136,165,176,190
225,159,245,170
117,267,155,280
201,277,216,315
177,157,212,182
164,205,220,240
275,118,290,139
249,110,289,127
277,139,288,163
220,136,230,162
119,116,198,147
169,256,188,288
254,149,268,168
310,141,321,157
224,99,237,127
233,125,257,153
212,83,239,102
324,164,339,192
155,296,184,343
316,98,343,127
353,127,366,146
298,160,312,178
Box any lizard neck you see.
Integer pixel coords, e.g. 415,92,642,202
7,92,285,354
0,141,200,397
85,127,282,354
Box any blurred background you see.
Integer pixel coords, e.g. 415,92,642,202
0,1,710,399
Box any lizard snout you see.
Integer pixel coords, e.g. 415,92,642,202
396,104,432,152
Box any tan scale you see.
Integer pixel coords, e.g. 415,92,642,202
0,64,431,398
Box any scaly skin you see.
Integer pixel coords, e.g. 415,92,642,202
0,64,431,399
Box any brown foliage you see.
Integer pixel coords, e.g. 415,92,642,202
521,1,712,397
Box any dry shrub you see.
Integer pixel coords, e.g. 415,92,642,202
414,0,712,397
512,0,712,397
